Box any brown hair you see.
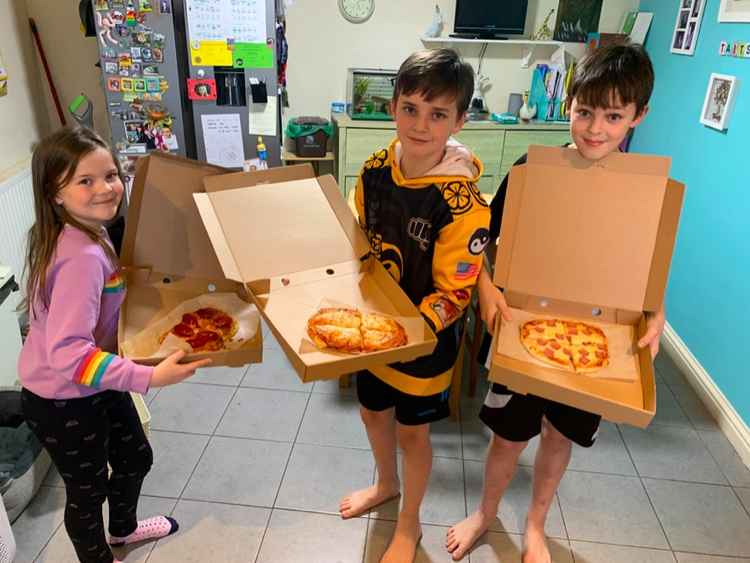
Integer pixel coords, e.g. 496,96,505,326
568,43,654,116
22,126,122,317
393,48,474,115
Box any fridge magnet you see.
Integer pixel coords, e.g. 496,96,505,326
700,73,739,130
138,0,153,12
134,78,147,92
119,68,130,77
133,30,151,45
95,0,109,9
141,47,153,61
118,53,133,68
671,0,706,56
145,77,160,92
718,0,750,22
124,120,145,143
104,61,118,74
126,2,137,26
159,0,172,14
111,10,125,24
188,78,217,100
130,46,142,60
107,77,121,92
152,32,165,48
96,11,118,46
152,47,164,62
131,62,142,75
143,64,160,75
162,127,178,150
121,77,134,92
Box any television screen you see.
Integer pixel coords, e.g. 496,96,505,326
454,0,528,38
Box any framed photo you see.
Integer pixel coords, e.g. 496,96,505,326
104,61,118,74
671,0,706,55
187,78,217,101
700,73,739,130
554,0,604,43
718,0,750,22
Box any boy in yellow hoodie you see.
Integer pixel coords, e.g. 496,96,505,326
338,49,490,562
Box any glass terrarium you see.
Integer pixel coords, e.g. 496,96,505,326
346,68,397,120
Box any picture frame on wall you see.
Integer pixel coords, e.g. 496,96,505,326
718,0,750,22
700,73,739,131
671,0,706,55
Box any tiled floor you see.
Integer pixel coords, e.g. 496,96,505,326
11,325,750,562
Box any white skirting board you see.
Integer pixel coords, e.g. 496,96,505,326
662,322,750,468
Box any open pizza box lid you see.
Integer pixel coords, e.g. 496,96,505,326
489,145,685,427
194,168,437,382
117,152,263,367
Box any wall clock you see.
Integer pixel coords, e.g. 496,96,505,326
338,0,375,24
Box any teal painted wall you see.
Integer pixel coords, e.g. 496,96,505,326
633,0,749,424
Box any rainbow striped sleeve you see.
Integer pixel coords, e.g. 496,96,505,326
103,271,125,293
73,348,116,388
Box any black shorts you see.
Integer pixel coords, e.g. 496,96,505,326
479,383,601,448
356,370,450,426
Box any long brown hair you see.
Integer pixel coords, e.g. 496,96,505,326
22,126,123,318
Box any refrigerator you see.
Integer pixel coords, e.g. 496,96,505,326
91,0,281,185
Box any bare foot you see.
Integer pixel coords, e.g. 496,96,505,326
380,514,422,563
339,482,400,519
522,524,551,563
445,510,492,561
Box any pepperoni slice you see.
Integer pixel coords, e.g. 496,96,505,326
596,343,607,350
534,326,545,333
567,328,578,335
196,307,220,319
544,348,556,359
536,338,547,346
545,320,556,327
579,348,590,356
187,330,223,350
182,313,199,327
213,314,232,329
595,350,607,359
550,340,561,350
579,356,590,365
555,333,565,340
171,323,195,338
563,348,572,356
583,328,593,335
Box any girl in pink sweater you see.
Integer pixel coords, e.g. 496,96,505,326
18,126,210,563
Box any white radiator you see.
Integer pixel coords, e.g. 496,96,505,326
0,162,34,282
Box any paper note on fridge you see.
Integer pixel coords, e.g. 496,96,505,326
249,95,277,136
201,113,245,169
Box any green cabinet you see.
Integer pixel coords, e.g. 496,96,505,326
332,114,569,199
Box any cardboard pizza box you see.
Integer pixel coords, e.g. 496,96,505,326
489,145,685,427
194,166,438,382
118,152,263,367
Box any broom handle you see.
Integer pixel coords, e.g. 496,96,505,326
29,18,66,126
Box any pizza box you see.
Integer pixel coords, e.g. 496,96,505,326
489,145,685,427
194,165,438,382
118,152,263,367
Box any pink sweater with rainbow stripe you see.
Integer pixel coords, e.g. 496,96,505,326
18,225,152,399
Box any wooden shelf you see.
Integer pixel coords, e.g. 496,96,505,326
420,36,567,68
282,150,334,162
420,36,563,47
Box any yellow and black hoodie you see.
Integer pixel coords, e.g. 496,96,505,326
355,138,490,397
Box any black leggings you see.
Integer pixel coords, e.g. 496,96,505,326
22,389,153,563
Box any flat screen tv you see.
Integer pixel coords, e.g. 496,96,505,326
453,0,528,39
